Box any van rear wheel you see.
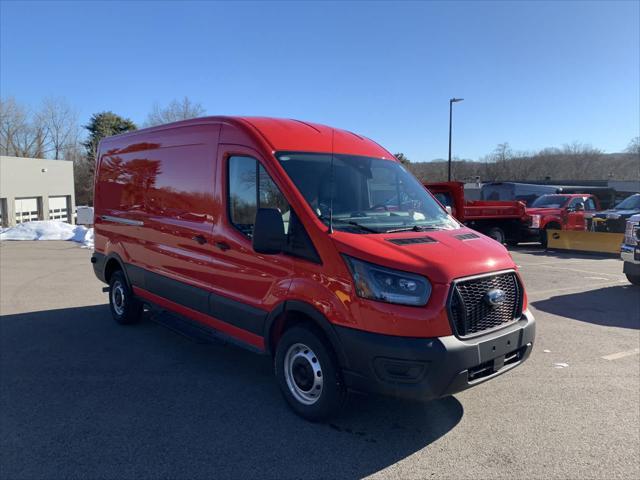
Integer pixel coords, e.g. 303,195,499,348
108,270,143,325
275,325,347,421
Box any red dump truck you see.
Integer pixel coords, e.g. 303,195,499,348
425,182,528,245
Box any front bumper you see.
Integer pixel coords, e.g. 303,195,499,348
621,244,640,276
621,244,640,265
335,309,535,401
521,227,542,242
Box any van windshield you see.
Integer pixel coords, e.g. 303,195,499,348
276,152,458,234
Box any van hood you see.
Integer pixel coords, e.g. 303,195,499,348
331,228,515,284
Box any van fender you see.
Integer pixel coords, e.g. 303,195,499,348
99,252,131,286
264,300,350,369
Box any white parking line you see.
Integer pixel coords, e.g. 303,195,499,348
601,348,640,361
519,264,622,277
528,280,627,298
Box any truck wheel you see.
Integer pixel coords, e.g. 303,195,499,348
541,223,561,248
108,270,143,325
487,227,506,244
275,324,347,421
626,274,640,286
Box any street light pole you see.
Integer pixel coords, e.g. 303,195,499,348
448,97,464,181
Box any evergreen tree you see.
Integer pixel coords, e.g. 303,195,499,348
83,111,136,162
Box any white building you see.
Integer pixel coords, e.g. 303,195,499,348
0,156,75,227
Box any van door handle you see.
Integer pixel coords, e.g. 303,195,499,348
192,234,207,245
215,241,230,251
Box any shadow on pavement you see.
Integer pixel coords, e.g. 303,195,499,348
0,305,463,479
509,245,617,260
532,285,640,329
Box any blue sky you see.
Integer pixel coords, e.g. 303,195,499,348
1,0,638,161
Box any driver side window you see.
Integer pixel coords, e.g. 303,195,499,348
228,156,289,237
568,198,581,209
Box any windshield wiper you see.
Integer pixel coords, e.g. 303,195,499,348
385,224,442,233
319,215,380,233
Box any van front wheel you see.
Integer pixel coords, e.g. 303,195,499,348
108,270,143,325
275,325,346,421
626,273,640,286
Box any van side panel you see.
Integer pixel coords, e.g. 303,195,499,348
95,125,219,264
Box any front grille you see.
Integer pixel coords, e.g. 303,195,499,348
624,222,639,246
449,271,522,337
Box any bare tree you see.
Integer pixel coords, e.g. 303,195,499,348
0,97,29,156
0,97,78,159
10,111,47,158
626,137,640,155
145,97,206,126
38,97,79,159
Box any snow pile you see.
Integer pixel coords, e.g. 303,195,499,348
0,221,94,248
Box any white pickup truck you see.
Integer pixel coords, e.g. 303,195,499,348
621,214,640,285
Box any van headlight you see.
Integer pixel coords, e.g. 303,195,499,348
343,255,431,306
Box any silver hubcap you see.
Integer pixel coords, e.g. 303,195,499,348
112,281,125,316
283,343,323,405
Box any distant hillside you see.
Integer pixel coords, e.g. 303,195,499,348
407,151,639,183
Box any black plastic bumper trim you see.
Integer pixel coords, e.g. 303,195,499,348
334,311,535,401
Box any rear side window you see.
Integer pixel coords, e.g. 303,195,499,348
584,198,596,210
228,156,289,236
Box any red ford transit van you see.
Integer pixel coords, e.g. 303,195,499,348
92,117,535,420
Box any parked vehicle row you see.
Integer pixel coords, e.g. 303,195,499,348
92,116,535,420
423,183,627,248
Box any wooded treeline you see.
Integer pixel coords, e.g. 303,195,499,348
2,95,638,206
404,141,640,183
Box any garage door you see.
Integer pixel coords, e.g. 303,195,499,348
15,198,40,224
48,196,69,221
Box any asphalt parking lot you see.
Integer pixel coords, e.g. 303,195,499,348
1,241,639,479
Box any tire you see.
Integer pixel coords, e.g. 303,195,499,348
274,324,347,421
108,270,143,325
626,274,640,286
487,227,506,244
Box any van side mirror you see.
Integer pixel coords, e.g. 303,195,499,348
574,202,585,211
252,208,285,254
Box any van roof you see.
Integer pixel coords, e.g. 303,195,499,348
101,116,394,159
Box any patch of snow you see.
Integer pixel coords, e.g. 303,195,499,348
553,362,569,369
0,221,94,249
543,349,551,353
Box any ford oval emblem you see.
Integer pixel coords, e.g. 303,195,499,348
485,288,506,307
